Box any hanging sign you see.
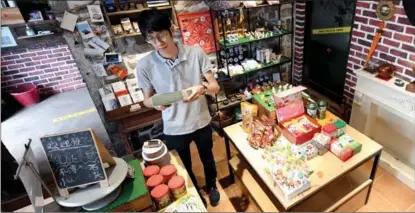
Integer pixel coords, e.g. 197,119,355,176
312,26,351,35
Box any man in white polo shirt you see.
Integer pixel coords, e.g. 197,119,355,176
136,10,221,206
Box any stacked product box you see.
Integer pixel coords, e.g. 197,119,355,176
262,137,313,200
329,134,362,162
311,133,330,155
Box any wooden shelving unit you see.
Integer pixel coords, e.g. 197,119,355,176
114,32,142,39
107,5,172,16
101,0,177,40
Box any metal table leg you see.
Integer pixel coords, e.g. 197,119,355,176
365,151,382,204
224,136,235,184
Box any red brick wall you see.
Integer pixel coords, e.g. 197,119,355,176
344,0,415,110
1,44,86,96
293,1,306,85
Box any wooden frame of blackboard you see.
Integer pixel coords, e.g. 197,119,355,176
40,129,109,197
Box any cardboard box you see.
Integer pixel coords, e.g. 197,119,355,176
274,86,321,145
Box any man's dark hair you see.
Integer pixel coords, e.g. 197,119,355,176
138,10,172,39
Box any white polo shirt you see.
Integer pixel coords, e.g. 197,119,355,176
136,44,212,135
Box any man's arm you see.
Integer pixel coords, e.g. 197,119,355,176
202,71,220,95
142,88,170,110
142,88,155,108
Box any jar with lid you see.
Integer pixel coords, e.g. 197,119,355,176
160,165,177,183
318,100,327,119
143,165,160,180
168,176,187,200
146,174,164,190
306,102,318,119
151,184,172,209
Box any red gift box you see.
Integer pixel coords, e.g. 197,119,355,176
340,148,354,162
275,86,321,145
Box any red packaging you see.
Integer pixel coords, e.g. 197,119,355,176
274,86,321,145
108,65,128,80
322,123,337,139
340,148,354,162
329,138,338,151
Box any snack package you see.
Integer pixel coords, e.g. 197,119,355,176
108,65,128,80
162,194,205,212
241,102,258,133
311,133,330,155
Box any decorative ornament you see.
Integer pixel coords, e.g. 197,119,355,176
376,1,396,21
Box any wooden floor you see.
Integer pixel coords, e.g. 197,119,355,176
189,132,415,212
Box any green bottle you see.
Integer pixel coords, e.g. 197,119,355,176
318,100,328,119
306,102,318,119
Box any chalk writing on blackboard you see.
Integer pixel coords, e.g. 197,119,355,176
41,130,106,190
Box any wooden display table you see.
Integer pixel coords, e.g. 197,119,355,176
223,111,383,212
15,151,206,212
142,151,208,212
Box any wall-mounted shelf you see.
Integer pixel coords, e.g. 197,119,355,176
114,32,142,39
107,5,172,16
218,30,292,48
17,32,54,40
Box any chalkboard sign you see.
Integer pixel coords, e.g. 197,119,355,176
41,129,108,195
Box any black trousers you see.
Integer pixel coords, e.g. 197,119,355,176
164,125,217,191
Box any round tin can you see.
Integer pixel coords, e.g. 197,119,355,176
151,184,172,209
168,176,187,200
318,100,328,119
306,102,318,119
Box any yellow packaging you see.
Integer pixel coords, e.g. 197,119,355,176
241,102,258,133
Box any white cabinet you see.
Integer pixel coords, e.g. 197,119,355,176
350,69,415,190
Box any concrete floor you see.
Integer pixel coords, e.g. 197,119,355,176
1,88,111,176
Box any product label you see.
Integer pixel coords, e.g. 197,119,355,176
172,186,187,199
158,196,172,209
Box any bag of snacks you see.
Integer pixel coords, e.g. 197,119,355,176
241,102,258,133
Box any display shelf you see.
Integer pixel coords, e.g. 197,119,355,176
114,32,142,39
252,89,276,112
17,32,54,40
231,56,292,77
215,0,294,12
107,5,172,16
246,0,295,8
216,74,231,82
218,97,251,111
218,30,292,48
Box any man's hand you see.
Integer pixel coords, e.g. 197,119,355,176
184,85,205,103
154,105,171,111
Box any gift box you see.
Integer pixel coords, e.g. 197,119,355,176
322,123,337,139
330,140,348,157
304,143,318,160
333,119,346,137
311,133,330,155
348,140,362,155
338,134,362,155
275,86,321,145
340,148,354,162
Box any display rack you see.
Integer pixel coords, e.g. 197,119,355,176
209,2,294,134
101,0,177,39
